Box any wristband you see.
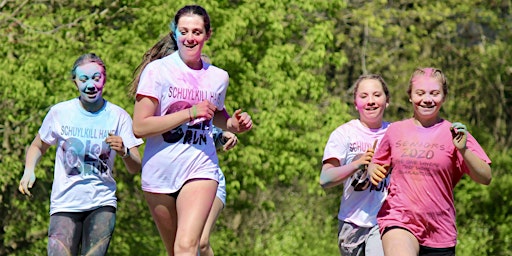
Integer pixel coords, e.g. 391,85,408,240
121,147,130,159
192,105,197,119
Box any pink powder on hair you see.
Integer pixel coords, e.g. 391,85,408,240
411,68,435,84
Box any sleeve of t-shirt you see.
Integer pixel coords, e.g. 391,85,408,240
216,72,229,111
372,130,392,166
38,107,58,146
136,62,162,102
118,110,144,149
322,129,347,164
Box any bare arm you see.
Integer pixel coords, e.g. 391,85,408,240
213,108,253,134
122,147,143,174
19,134,51,196
459,148,492,185
105,133,142,175
133,96,216,138
320,158,356,188
451,122,492,185
320,150,374,189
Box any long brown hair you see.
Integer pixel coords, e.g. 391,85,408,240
129,33,176,96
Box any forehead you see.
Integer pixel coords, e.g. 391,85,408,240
75,62,104,76
411,76,441,90
177,14,205,29
357,79,383,93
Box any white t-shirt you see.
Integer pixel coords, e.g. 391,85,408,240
137,52,228,193
322,119,390,227
39,98,143,215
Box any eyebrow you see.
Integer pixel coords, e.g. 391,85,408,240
78,72,102,78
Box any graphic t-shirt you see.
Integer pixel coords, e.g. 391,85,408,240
322,119,390,227
39,98,143,215
373,118,491,248
137,51,228,193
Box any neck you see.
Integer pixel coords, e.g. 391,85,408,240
360,119,382,129
79,97,105,113
179,52,203,70
412,115,441,127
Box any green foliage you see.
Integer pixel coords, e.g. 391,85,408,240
1,0,511,255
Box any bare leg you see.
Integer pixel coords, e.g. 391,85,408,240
175,179,218,256
144,192,178,256
382,228,419,256
199,197,224,256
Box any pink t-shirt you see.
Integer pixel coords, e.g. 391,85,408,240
137,52,228,193
373,118,491,248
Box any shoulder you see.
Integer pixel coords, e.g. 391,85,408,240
49,98,78,111
329,119,358,136
388,119,410,130
205,64,229,78
105,101,130,116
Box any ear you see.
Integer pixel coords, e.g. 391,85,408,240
206,29,212,41
386,102,389,108
409,98,412,102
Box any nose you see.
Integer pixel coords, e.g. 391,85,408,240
368,95,376,105
84,80,96,91
423,95,433,104
185,32,194,42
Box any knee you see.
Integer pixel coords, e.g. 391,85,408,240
199,238,210,252
175,237,199,253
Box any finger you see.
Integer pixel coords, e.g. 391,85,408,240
370,176,380,186
450,126,457,138
234,109,242,119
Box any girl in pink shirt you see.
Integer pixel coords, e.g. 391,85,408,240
369,67,492,256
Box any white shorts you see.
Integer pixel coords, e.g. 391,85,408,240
216,169,226,205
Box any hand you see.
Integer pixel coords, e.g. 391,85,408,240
106,132,126,156
368,163,390,186
221,131,238,151
352,150,374,171
192,100,217,121
450,122,468,150
19,170,36,196
353,139,378,170
231,109,253,132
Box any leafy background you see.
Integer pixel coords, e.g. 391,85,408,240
1,0,511,255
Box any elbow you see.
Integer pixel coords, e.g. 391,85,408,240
128,168,141,175
132,126,146,139
481,174,492,186
319,176,332,189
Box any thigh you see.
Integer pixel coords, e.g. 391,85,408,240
81,206,116,256
200,196,224,244
365,225,384,256
48,212,84,256
175,179,217,249
382,227,419,256
144,191,178,254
